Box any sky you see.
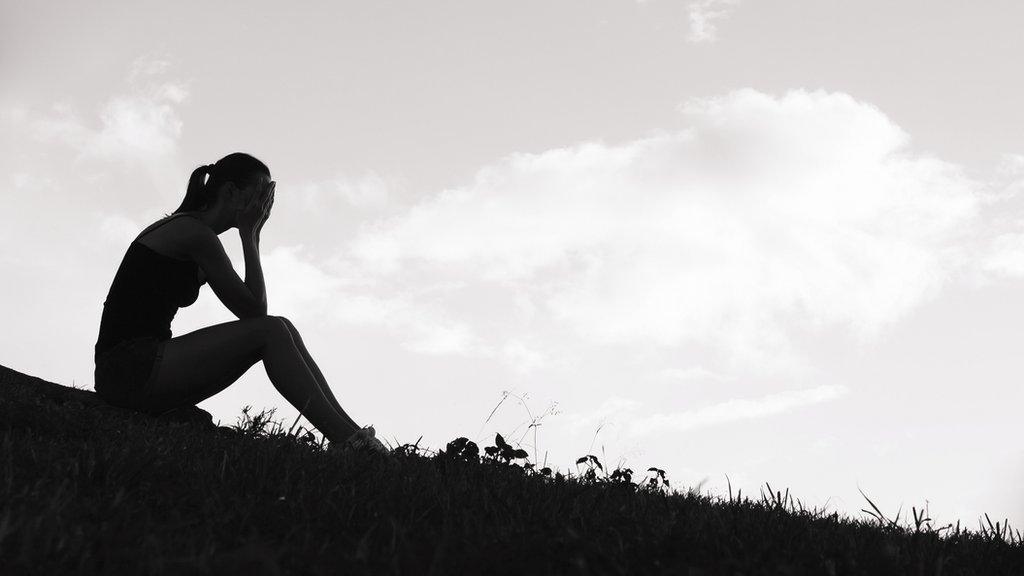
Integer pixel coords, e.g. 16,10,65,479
3,0,1024,529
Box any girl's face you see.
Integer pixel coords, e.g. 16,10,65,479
227,174,272,210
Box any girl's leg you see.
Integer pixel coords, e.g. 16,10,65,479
141,315,359,443
277,317,361,432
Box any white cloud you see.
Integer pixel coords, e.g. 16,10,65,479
9,103,89,147
635,0,740,43
10,172,58,193
625,384,848,437
346,88,982,374
687,0,740,43
402,322,479,355
561,384,847,440
98,213,141,245
502,339,547,374
978,232,1024,278
262,246,491,360
335,171,396,209
88,90,184,161
995,152,1024,179
260,245,491,356
563,396,645,436
263,245,353,320
261,247,546,369
262,248,544,364
956,153,1024,285
330,289,489,357
657,366,731,382
294,171,401,211
128,54,174,82
1,172,62,262
3,55,188,166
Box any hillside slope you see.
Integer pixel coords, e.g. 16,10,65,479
0,363,1021,575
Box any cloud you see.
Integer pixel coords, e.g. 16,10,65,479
263,245,355,320
967,154,1024,282
98,213,142,246
978,232,1024,278
331,288,489,357
1,172,62,264
401,322,479,356
501,339,547,374
334,171,397,210
340,295,493,358
656,366,731,382
88,88,185,161
9,172,58,193
635,0,740,43
687,0,740,43
626,384,848,437
128,54,174,81
345,88,982,374
563,384,848,439
293,171,402,212
260,244,492,357
260,245,552,371
2,55,188,166
563,396,645,436
260,244,552,370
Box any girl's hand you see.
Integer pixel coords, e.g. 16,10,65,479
255,181,275,233
237,181,273,235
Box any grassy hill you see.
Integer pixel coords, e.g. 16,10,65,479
1,362,1021,575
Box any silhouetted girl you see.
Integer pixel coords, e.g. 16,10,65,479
94,153,385,453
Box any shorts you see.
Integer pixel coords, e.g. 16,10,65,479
94,336,166,413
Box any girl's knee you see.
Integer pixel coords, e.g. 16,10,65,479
253,315,291,344
274,315,296,335
273,315,295,330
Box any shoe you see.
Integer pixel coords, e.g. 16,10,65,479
332,425,391,456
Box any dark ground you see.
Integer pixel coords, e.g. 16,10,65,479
1,362,1021,575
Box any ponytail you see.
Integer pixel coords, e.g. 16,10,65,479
173,164,215,214
172,153,271,215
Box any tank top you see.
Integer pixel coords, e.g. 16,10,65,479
95,213,205,358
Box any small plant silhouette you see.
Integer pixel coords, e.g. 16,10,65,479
479,390,559,465
979,513,1020,544
440,436,480,463
646,467,670,490
575,454,604,483
483,433,529,465
608,467,635,491
395,435,433,458
762,483,794,513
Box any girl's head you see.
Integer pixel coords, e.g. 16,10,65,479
174,152,271,215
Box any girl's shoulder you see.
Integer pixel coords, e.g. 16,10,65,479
134,213,206,260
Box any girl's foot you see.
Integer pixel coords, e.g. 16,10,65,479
332,425,390,456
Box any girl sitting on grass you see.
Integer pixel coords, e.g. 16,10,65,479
93,152,386,455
